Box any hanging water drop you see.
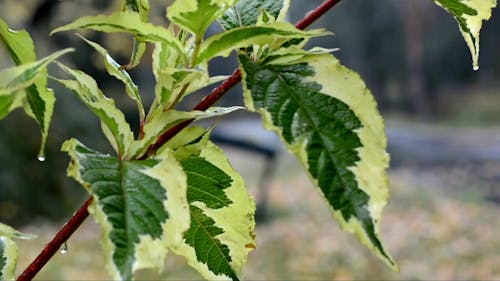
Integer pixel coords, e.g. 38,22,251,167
60,242,68,254
37,155,46,162
473,65,479,71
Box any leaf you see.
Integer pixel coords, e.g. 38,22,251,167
196,22,326,64
51,11,184,56
128,106,243,159
62,139,190,280
123,0,150,20
0,236,17,281
78,34,145,121
1,19,74,158
433,0,497,70
0,49,69,93
171,140,256,281
0,17,36,65
151,42,183,109
122,0,150,68
54,64,133,157
167,0,237,36
0,223,36,281
0,93,24,120
219,0,290,30
239,52,397,269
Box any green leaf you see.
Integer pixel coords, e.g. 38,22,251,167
62,139,190,280
0,223,36,281
128,106,242,159
433,0,497,70
167,0,237,36
239,52,397,270
78,34,145,121
219,0,290,30
0,17,36,65
197,22,326,64
0,93,24,120
51,11,184,56
172,140,256,280
54,64,133,157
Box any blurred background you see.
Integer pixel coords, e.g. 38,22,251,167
1,0,500,279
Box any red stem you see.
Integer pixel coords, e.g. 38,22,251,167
17,197,93,281
295,0,342,30
18,0,343,279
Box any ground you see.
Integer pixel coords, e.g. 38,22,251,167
15,128,500,279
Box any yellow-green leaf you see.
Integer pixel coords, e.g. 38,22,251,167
197,22,326,64
1,17,74,158
122,0,150,68
433,0,497,70
167,0,237,36
51,11,184,56
128,106,242,159
77,34,145,121
171,139,256,281
55,64,133,157
0,223,36,281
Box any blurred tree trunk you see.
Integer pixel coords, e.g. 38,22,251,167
404,0,431,117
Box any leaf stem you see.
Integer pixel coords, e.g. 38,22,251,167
166,35,203,111
18,0,344,279
17,197,93,281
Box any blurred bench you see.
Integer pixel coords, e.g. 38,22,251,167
211,119,282,221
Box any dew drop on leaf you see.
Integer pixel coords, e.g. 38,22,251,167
37,155,46,162
60,242,68,254
473,65,479,71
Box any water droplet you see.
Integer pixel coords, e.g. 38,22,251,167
60,242,68,254
473,65,479,71
37,155,46,162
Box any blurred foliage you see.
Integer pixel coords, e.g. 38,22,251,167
1,0,500,224
290,0,500,116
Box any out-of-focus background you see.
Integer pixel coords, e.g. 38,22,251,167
1,0,500,279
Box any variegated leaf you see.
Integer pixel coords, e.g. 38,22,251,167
0,236,16,281
51,11,184,56
167,0,237,36
78,35,145,121
239,52,397,270
0,49,71,93
129,106,242,159
62,139,190,280
54,64,133,157
219,0,290,30
196,22,326,64
169,135,255,281
123,0,150,21
0,223,36,281
433,0,497,70
122,0,150,68
0,93,24,120
1,18,73,158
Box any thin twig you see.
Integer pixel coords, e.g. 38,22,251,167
17,197,93,281
17,1,343,279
